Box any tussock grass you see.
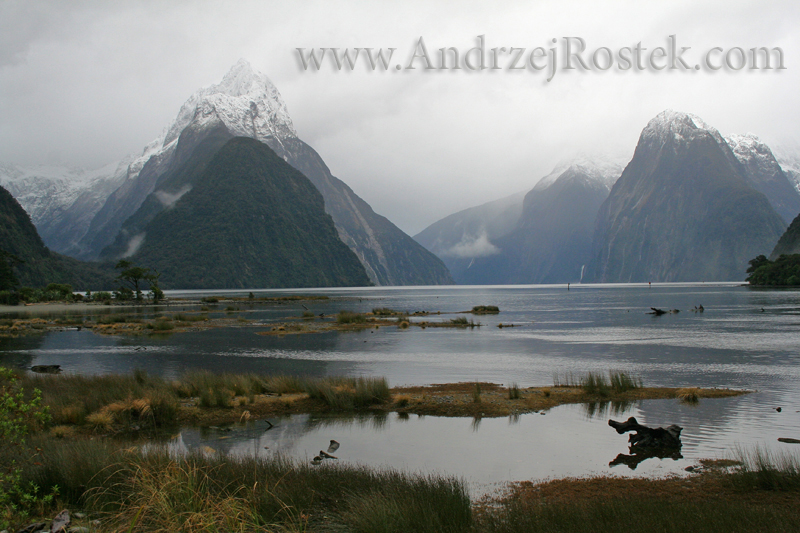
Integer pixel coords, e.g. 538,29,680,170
337,310,367,324
472,305,500,314
450,316,479,327
553,371,642,397
472,382,482,403
14,440,471,533
677,387,701,404
304,376,391,409
372,307,402,316
22,373,179,427
508,383,521,400
732,446,800,491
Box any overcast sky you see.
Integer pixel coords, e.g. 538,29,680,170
1,0,798,235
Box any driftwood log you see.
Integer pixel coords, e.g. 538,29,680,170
30,365,62,374
608,416,682,450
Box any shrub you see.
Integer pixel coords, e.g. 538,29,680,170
0,367,54,527
0,291,20,306
92,291,113,303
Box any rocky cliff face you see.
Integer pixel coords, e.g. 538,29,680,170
586,111,786,282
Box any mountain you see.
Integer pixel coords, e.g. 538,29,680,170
725,134,800,224
413,189,526,281
414,157,621,284
79,60,451,286
0,184,113,290
0,161,128,256
770,212,800,258
126,137,371,289
586,111,786,283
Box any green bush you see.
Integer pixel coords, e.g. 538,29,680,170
0,367,54,527
0,291,20,306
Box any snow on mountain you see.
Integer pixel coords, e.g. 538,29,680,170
772,144,800,194
640,110,728,147
0,160,129,254
534,154,623,192
725,133,800,224
164,58,296,148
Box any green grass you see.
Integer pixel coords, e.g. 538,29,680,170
508,383,521,400
337,310,367,324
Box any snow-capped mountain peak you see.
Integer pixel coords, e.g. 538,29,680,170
534,154,624,192
163,59,296,148
640,110,727,148
725,133,780,168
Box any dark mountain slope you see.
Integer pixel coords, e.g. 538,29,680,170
129,137,371,289
586,112,785,283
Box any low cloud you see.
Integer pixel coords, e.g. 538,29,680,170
445,231,500,258
122,232,145,258
154,184,191,208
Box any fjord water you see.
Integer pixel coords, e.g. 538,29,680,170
3,283,799,489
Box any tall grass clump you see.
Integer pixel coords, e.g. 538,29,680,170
21,373,178,428
472,382,482,403
508,383,521,400
732,446,800,491
553,371,641,397
372,307,401,316
304,377,390,410
337,310,367,324
609,371,642,393
677,387,700,404
17,442,471,533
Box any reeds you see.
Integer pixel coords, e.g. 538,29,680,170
553,371,642,397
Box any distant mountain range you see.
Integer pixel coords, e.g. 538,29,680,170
416,111,798,283
0,183,113,290
1,60,452,287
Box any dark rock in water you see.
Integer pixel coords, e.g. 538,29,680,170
775,407,782,412
49,510,70,533
778,437,800,444
647,308,667,316
30,365,62,374
609,416,682,450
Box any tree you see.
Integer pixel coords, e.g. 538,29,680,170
115,260,161,302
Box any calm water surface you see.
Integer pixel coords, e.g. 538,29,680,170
3,283,799,492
